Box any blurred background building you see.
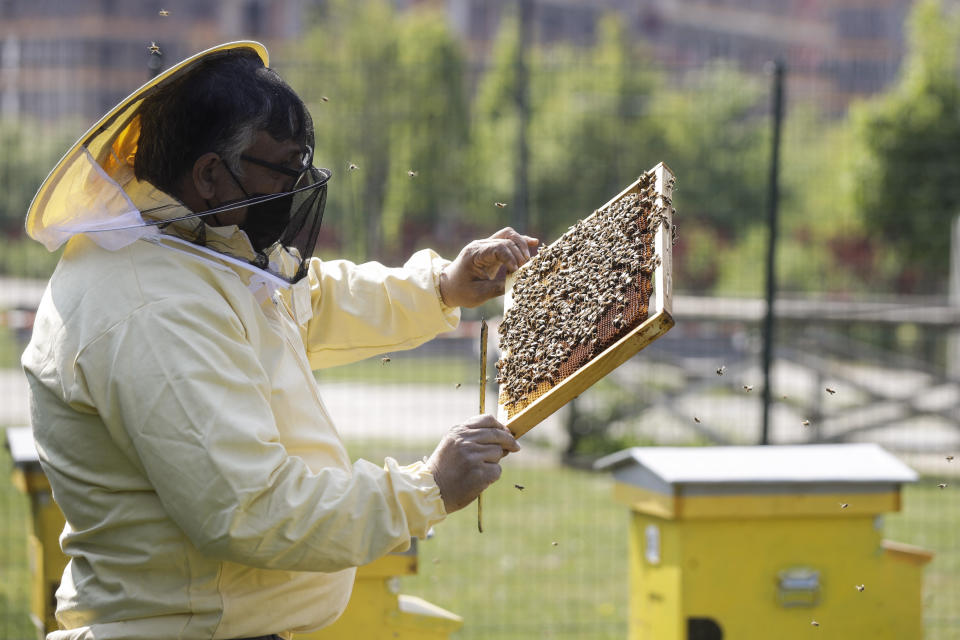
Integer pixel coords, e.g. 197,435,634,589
0,0,313,120
450,0,912,113
0,0,914,122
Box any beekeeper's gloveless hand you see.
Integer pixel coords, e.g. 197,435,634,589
427,414,520,513
439,227,539,308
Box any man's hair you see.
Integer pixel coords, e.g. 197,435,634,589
135,48,311,195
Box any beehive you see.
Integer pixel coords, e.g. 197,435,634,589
595,444,933,639
496,162,675,438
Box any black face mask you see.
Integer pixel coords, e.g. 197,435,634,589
240,191,294,252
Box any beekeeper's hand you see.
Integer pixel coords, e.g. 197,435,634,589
427,414,521,513
439,227,539,308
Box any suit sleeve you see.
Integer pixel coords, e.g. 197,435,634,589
302,248,461,370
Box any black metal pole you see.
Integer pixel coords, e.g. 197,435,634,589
147,50,163,80
760,60,785,445
513,0,532,232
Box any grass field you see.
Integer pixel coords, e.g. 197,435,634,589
315,352,476,385
1,439,957,639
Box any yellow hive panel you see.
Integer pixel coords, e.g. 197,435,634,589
496,162,675,438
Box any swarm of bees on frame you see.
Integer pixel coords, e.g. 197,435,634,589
496,169,671,416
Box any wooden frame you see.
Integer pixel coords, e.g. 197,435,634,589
497,162,676,438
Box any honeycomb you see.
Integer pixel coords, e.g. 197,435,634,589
496,167,673,419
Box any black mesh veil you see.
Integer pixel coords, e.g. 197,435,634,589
134,165,332,285
247,165,332,284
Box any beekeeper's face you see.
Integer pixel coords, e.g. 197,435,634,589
192,130,311,228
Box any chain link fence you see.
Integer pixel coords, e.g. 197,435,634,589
1,29,958,640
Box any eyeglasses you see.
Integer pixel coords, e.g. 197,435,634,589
240,144,314,186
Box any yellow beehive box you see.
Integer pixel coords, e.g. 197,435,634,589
296,538,463,640
7,425,66,639
596,444,932,640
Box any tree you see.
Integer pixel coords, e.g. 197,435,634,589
851,0,960,292
650,60,768,236
0,118,74,277
528,15,661,238
468,13,663,239
289,1,469,262
380,10,469,256
0,119,69,237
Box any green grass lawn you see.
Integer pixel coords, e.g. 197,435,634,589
1,438,957,640
886,477,960,638
0,445,33,640
0,327,23,370
315,354,476,385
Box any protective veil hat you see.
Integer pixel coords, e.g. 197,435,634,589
25,41,329,284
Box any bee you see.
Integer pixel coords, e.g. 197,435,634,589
320,96,329,102
495,202,507,208
551,541,559,547
455,383,461,389
407,170,418,178
381,356,391,365
348,162,359,171
694,417,701,423
514,484,525,491
743,385,753,392
947,456,954,462
802,419,811,427
148,41,162,55
716,366,726,376
840,502,849,509
826,387,836,395
937,482,948,489
158,9,170,16
856,584,865,592
811,620,820,628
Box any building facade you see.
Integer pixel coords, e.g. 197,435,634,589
0,0,314,121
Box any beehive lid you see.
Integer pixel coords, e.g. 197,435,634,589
4,426,38,465
595,443,917,496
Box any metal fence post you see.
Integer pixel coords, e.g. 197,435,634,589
761,60,785,445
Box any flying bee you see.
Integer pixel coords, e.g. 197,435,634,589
946,456,954,462
802,419,811,427
826,387,836,395
743,385,753,392
856,584,865,592
320,96,329,102
840,502,849,509
348,162,359,171
381,356,391,365
495,202,507,208
407,170,418,178
694,417,701,423
514,484,525,491
716,366,726,376
148,41,162,55
937,482,948,489
551,541,559,547
158,9,170,16
455,383,461,389
811,620,820,628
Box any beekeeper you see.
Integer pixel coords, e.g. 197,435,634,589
21,42,536,640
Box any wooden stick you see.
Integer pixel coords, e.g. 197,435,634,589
478,318,488,533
